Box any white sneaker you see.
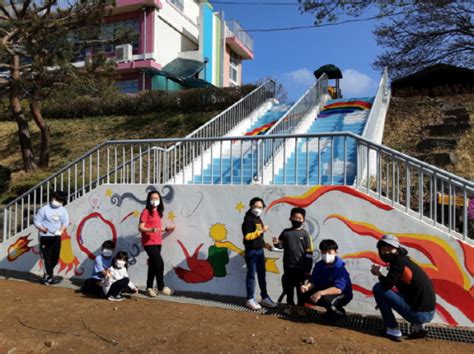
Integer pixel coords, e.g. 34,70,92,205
246,299,262,311
146,288,157,297
161,287,174,296
260,297,277,308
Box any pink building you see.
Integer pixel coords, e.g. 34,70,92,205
98,0,254,93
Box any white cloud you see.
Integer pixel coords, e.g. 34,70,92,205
283,68,315,87
340,69,377,97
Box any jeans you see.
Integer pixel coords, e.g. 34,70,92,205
245,248,268,300
144,245,164,290
373,282,435,328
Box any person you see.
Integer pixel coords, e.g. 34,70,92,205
300,239,353,320
272,207,313,315
81,240,115,296
371,234,436,341
138,191,175,298
33,190,69,285
102,251,138,301
241,197,277,311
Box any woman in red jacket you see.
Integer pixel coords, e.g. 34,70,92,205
138,191,175,297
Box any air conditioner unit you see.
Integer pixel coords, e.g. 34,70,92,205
115,44,133,63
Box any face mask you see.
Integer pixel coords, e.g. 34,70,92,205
151,199,160,207
51,200,62,208
379,251,397,263
322,254,336,264
116,260,126,268
290,220,303,229
251,208,263,217
102,249,113,258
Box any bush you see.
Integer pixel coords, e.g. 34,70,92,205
42,85,257,119
0,165,12,194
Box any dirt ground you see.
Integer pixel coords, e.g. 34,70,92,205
0,279,471,353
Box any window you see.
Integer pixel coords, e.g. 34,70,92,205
101,19,140,53
116,80,139,94
229,52,240,85
168,0,184,11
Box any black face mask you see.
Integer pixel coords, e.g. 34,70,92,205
379,251,397,263
291,220,303,229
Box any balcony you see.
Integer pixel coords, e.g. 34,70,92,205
113,0,162,15
225,20,254,60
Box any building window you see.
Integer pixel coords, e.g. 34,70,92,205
102,19,140,53
116,80,139,94
168,0,184,11
229,52,240,85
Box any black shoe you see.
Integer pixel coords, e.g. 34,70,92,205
407,330,427,340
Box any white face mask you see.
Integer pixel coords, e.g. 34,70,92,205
322,254,336,264
102,249,113,258
251,208,263,217
151,199,160,207
51,200,62,208
116,260,126,268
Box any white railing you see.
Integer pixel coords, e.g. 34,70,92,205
358,67,390,184
2,133,473,242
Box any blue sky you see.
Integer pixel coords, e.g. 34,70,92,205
213,1,383,101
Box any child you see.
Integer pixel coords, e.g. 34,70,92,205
300,239,352,320
102,251,138,301
241,197,277,311
273,207,313,315
33,190,69,285
81,240,115,296
138,191,175,298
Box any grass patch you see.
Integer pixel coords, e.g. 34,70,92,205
0,111,217,203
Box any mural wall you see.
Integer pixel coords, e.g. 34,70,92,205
1,184,472,327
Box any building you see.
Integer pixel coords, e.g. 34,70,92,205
104,0,254,93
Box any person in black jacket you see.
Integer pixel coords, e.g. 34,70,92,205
371,234,436,342
242,197,277,311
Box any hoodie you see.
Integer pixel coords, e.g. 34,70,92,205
311,256,353,301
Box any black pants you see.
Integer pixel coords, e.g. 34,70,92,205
302,288,350,315
282,268,307,306
81,278,103,297
107,278,130,297
40,236,61,278
144,245,164,290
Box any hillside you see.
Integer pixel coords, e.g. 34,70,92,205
0,111,217,203
383,93,473,181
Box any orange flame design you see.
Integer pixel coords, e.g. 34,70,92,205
57,231,84,276
266,186,393,212
326,214,474,325
7,235,33,262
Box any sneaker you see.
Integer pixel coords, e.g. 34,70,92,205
246,299,262,311
260,297,277,308
146,288,157,297
407,329,428,340
42,276,53,286
270,246,284,252
295,306,306,317
384,327,403,342
107,295,125,302
160,287,174,296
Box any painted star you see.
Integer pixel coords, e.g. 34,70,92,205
105,188,113,197
133,210,140,218
167,211,176,222
235,201,245,213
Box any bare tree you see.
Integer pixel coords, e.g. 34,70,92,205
255,77,289,103
299,1,474,78
0,0,115,170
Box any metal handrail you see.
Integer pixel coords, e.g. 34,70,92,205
2,132,473,242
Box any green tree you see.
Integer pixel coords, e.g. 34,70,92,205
299,1,474,78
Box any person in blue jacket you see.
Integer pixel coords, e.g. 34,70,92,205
300,239,353,319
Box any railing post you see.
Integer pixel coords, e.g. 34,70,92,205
3,208,7,241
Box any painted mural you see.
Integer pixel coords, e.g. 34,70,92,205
0,184,472,327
